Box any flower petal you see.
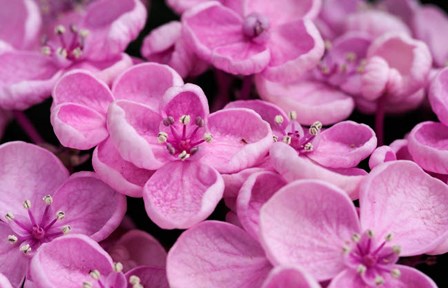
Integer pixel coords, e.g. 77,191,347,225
259,180,360,281
143,161,224,229
429,67,448,125
261,266,321,288
161,84,209,121
167,221,272,288
359,161,448,255
246,0,321,24
125,266,169,288
0,273,12,288
52,172,126,242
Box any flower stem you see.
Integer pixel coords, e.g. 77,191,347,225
13,111,45,144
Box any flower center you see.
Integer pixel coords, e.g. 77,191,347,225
158,115,212,160
273,112,322,154
41,24,88,63
242,13,270,40
83,264,144,288
4,196,70,255
343,230,401,287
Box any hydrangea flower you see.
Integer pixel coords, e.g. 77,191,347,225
0,0,146,110
259,161,448,287
0,141,126,286
30,234,168,288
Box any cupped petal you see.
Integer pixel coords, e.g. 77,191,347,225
359,161,448,255
262,19,324,83
0,141,69,217
107,100,167,170
166,0,211,14
408,121,448,174
327,270,369,288
30,234,114,288
381,0,419,28
183,2,271,75
52,172,127,242
141,21,181,62
307,121,377,168
125,266,169,288
429,67,448,125
368,145,397,169
143,161,224,229
161,84,209,121
259,180,361,281
92,138,153,198
246,0,321,24
0,51,61,110
361,56,389,101
112,63,183,108
261,266,321,288
256,77,355,125
319,0,361,36
237,171,286,240
167,221,272,288
82,0,147,60
387,265,437,288
202,108,272,174
270,142,364,199
0,0,41,49
51,103,108,150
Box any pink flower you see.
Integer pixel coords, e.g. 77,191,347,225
0,0,146,110
30,234,169,288
0,141,126,286
167,221,321,288
259,161,448,287
182,0,324,82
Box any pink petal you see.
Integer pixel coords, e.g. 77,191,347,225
246,0,321,24
413,5,448,67
256,77,355,125
112,63,183,108
110,230,167,271
0,51,61,110
0,273,12,288
0,0,41,49
270,142,364,199
0,141,69,217
359,161,448,256
259,180,361,281
202,108,273,174
107,100,167,170
389,265,437,288
361,56,389,101
327,270,368,288
237,171,286,239
263,19,324,83
143,161,224,229
183,2,270,75
429,68,448,125
167,221,272,288
368,145,397,169
261,266,321,288
161,84,210,121
82,0,147,60
0,227,28,288
381,0,419,28
166,0,211,14
319,0,361,36
125,266,169,288
141,21,182,62
30,234,113,288
92,138,153,198
408,121,448,174
52,172,126,242
307,121,377,168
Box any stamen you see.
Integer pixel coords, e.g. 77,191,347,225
166,143,176,155
203,133,213,143
163,116,175,126
20,244,32,254
273,135,278,142
83,282,93,288
288,111,297,121
352,233,361,242
274,115,284,125
56,211,65,220
41,46,52,55
5,212,14,221
303,143,313,151
89,270,100,280
356,264,366,274
23,200,32,209
346,52,356,62
374,276,384,286
195,116,205,127
367,230,374,238
129,275,141,285
180,115,191,125
282,136,292,145
178,151,190,160
43,195,53,205
55,25,66,34
79,29,89,38
385,234,392,242
391,268,401,278
7,235,18,244
157,132,168,143
56,47,68,58
309,121,322,135
392,245,401,255
342,245,350,254
61,225,71,234
72,47,83,59
114,262,123,273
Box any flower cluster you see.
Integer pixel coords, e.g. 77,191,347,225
1,0,448,287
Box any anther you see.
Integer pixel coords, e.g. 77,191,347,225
346,52,356,62
157,132,168,143
61,225,71,234
356,264,366,274
23,200,31,209
5,212,14,221
79,29,89,38
391,268,401,278
114,262,123,273
374,276,384,286
273,135,278,142
20,244,32,254
56,211,65,220
342,245,350,254
56,47,68,58
288,111,297,121
41,46,52,56
163,116,175,126
195,116,205,127
72,47,83,59
190,147,199,155
89,269,100,280
385,233,392,242
43,195,53,205
282,136,292,145
309,121,322,135
166,143,176,155
274,115,284,124
180,115,191,125
367,230,374,238
203,133,213,143
178,151,190,161
55,25,66,34
303,142,313,151
129,275,141,285
7,235,18,244
352,233,361,242
392,245,401,255
324,40,332,50
83,282,93,288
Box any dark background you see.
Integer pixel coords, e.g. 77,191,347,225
3,0,448,286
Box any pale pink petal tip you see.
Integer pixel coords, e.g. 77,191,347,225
429,67,448,126
167,221,272,288
368,145,397,169
261,266,321,288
